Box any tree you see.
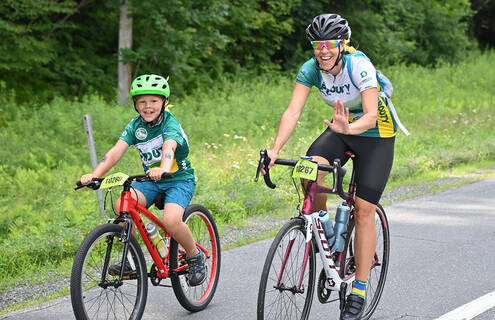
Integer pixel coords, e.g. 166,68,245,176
471,0,495,48
118,0,132,105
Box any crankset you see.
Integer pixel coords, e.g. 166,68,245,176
149,263,162,286
317,268,332,303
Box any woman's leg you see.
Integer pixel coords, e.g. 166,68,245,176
309,156,330,211
306,128,350,211
349,136,394,282
353,196,377,282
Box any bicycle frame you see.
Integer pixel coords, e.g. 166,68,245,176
118,190,208,279
275,155,359,294
284,181,354,294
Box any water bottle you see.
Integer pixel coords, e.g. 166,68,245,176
332,202,350,252
146,224,168,258
318,211,335,247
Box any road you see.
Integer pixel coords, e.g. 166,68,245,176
2,177,495,320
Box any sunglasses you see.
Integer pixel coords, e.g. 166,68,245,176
311,40,341,50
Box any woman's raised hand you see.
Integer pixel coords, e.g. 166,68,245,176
324,99,351,135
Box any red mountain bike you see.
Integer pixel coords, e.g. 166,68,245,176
255,150,389,320
71,172,221,320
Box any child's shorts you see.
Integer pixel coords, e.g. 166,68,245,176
132,178,195,209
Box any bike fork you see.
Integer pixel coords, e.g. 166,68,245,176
275,231,296,288
275,228,309,294
117,219,133,281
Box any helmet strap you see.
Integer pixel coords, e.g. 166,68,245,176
329,46,343,71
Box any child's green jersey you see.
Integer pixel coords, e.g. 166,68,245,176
119,112,194,182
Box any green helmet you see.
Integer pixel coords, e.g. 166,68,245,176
130,74,170,99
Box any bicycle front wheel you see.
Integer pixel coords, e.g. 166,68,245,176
169,204,221,312
341,204,390,320
257,217,316,320
70,224,148,320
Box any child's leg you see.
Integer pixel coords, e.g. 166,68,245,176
114,189,148,214
162,203,199,257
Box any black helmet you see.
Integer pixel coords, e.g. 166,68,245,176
306,14,351,41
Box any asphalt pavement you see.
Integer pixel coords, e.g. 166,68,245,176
2,178,495,320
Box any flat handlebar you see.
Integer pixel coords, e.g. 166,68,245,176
75,172,174,191
255,149,351,201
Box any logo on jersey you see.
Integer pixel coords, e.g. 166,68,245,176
321,82,351,95
360,71,367,78
135,128,148,140
121,130,127,137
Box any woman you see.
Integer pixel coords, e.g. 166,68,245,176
265,14,401,319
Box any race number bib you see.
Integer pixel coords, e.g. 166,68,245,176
292,159,318,181
100,172,129,189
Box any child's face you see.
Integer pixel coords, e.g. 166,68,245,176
135,94,166,122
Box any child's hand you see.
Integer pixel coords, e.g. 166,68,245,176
147,167,167,181
81,173,98,185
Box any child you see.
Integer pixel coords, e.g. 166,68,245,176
80,74,205,286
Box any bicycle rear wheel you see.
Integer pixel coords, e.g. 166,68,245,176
257,217,316,320
70,224,148,320
169,204,221,312
340,204,390,320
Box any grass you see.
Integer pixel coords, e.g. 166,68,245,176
0,50,494,312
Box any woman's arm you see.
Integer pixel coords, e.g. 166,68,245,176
267,82,311,168
325,87,378,135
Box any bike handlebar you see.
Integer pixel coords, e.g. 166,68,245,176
75,172,174,191
255,149,351,201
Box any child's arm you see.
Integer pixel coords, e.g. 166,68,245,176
81,139,129,184
146,139,178,181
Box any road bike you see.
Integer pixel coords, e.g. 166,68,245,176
70,172,221,320
255,150,389,320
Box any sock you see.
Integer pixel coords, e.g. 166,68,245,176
351,280,367,299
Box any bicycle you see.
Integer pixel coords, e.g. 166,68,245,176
70,172,221,320
255,149,389,320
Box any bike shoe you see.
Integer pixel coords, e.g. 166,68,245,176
108,260,135,276
341,294,366,320
186,248,206,286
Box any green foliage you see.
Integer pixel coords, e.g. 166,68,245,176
0,0,118,103
0,49,494,284
282,0,473,68
0,0,477,104
125,0,300,94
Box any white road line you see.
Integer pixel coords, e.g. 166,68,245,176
435,290,495,320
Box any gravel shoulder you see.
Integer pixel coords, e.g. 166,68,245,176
1,170,493,313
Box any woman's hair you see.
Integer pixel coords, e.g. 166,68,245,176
343,40,357,54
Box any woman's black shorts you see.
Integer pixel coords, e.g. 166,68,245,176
306,128,395,205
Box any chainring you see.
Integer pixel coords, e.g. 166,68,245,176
317,268,332,303
149,263,161,286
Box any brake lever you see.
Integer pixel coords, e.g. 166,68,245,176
255,150,267,182
255,149,276,189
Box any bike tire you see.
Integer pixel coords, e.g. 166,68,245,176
70,223,148,320
340,204,390,320
257,217,316,320
169,204,221,312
